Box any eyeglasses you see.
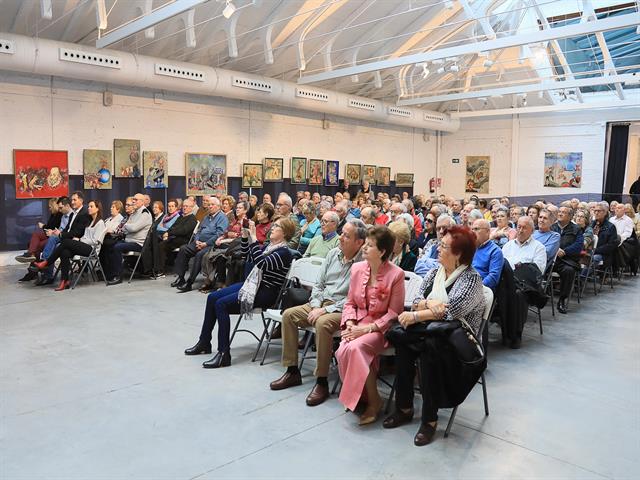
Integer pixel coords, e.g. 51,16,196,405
272,223,282,229
426,219,434,223
320,219,336,224
276,203,286,207
471,227,488,231
436,226,449,232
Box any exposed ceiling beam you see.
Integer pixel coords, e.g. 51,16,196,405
298,12,640,84
398,73,639,105
458,0,495,39
95,0,209,49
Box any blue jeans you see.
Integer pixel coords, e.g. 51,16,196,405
41,236,60,279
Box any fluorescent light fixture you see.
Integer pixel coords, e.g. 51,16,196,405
437,66,445,74
96,0,107,30
223,0,236,19
449,64,459,72
421,64,430,79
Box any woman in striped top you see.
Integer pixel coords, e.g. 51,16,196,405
184,217,295,368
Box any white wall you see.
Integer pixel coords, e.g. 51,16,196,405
0,72,436,185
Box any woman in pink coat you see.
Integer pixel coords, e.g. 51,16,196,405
337,226,405,425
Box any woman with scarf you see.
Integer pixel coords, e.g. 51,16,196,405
184,217,295,368
156,199,180,237
384,226,484,446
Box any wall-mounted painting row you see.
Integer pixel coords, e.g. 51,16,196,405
544,152,582,188
14,150,69,199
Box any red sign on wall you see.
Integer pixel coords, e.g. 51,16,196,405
14,150,69,199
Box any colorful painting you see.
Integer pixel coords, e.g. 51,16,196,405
308,159,324,185
114,139,141,178
243,163,264,188
185,153,226,196
362,165,377,185
143,151,168,189
345,164,362,185
83,149,113,189
377,166,391,186
465,155,490,194
291,157,307,184
325,160,339,186
14,150,69,199
544,152,582,188
264,157,283,182
395,173,414,187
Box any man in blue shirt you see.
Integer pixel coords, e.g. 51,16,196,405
471,219,504,290
532,208,560,262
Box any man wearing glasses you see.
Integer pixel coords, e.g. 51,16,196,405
268,193,300,249
303,212,340,258
414,215,455,277
471,219,504,290
590,201,619,270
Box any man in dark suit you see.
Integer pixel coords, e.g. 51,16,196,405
154,198,198,276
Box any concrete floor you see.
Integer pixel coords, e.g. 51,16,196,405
1,265,638,480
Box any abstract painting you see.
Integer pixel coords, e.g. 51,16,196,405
465,155,490,193
325,160,339,186
14,150,69,199
114,139,141,178
185,153,226,196
362,165,377,185
395,173,414,187
143,151,168,189
345,164,361,185
264,157,283,182
83,149,113,189
242,163,264,188
544,152,582,188
308,159,324,185
377,166,391,186
291,157,307,184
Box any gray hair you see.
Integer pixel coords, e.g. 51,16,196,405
209,196,221,206
278,193,293,208
398,213,415,230
323,211,340,224
598,201,609,210
392,202,408,213
360,206,374,222
402,199,414,211
469,209,484,221
437,214,456,227
347,218,368,240
496,205,509,215
539,208,556,222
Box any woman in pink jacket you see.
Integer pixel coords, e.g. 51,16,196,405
336,226,405,425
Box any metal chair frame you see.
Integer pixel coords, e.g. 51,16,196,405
528,252,558,335
69,244,108,289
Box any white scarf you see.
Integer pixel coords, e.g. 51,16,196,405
427,264,468,303
238,240,287,315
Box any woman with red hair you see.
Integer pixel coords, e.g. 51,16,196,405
384,226,485,446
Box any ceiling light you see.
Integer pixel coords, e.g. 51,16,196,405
449,64,459,72
223,0,236,19
420,64,430,79
437,66,445,74
483,59,494,67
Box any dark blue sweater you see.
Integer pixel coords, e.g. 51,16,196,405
472,240,504,290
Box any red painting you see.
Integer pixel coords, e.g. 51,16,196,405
14,150,69,199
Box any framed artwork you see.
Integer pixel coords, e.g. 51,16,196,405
345,164,362,185
308,159,324,185
544,152,582,188
325,160,339,186
395,173,414,187
263,157,283,182
377,166,391,186
14,149,69,199
465,155,490,193
83,149,113,189
242,163,264,188
362,165,377,185
290,157,307,184
143,151,168,189
185,153,226,196
114,139,141,178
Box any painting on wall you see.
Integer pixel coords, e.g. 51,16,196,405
345,164,362,185
395,173,414,187
242,163,264,188
377,166,391,186
362,165,377,185
290,157,307,184
143,151,168,189
185,153,226,196
83,149,113,189
465,155,491,193
14,150,69,199
114,139,141,178
544,152,582,188
308,159,324,185
264,157,283,182
325,160,339,186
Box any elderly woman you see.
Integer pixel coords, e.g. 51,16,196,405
298,201,321,254
389,221,417,271
221,195,236,223
336,226,405,425
574,208,594,252
255,203,274,245
33,200,106,291
490,206,516,247
184,217,295,368
384,226,485,446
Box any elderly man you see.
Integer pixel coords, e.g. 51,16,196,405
551,204,584,314
270,219,367,405
502,216,547,274
451,200,463,224
533,209,561,261
388,202,407,224
590,201,620,269
304,211,340,258
154,198,198,277
610,203,634,244
471,219,504,290
334,202,349,234
271,193,301,249
172,196,228,292
414,214,455,277
263,193,272,205
360,206,376,227
104,193,152,285
460,203,474,227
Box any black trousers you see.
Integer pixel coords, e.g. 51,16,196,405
554,261,577,299
175,241,209,281
47,239,93,281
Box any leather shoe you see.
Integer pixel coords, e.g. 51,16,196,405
557,298,568,314
305,383,329,406
184,342,212,355
171,277,185,288
34,277,55,286
177,282,192,293
202,351,231,369
510,337,522,349
18,271,38,282
270,371,302,390
55,280,70,292
107,278,122,286
383,409,414,429
414,422,437,446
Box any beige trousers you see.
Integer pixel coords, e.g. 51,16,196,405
281,301,341,377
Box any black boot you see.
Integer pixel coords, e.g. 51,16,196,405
202,351,231,369
171,276,186,288
177,281,193,293
18,271,38,282
184,342,212,355
557,297,568,314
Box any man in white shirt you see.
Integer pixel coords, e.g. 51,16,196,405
609,203,634,245
502,216,547,274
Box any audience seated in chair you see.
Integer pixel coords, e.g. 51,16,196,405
533,208,561,261
590,202,619,273
414,215,455,277
303,211,340,258
153,198,197,278
489,206,516,247
388,221,417,271
471,219,504,290
551,204,584,313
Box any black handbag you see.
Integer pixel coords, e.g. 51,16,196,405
279,277,311,311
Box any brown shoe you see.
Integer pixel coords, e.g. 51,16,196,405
269,371,302,391
305,383,329,406
414,422,437,446
382,409,414,429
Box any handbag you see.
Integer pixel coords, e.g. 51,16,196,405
278,277,311,312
